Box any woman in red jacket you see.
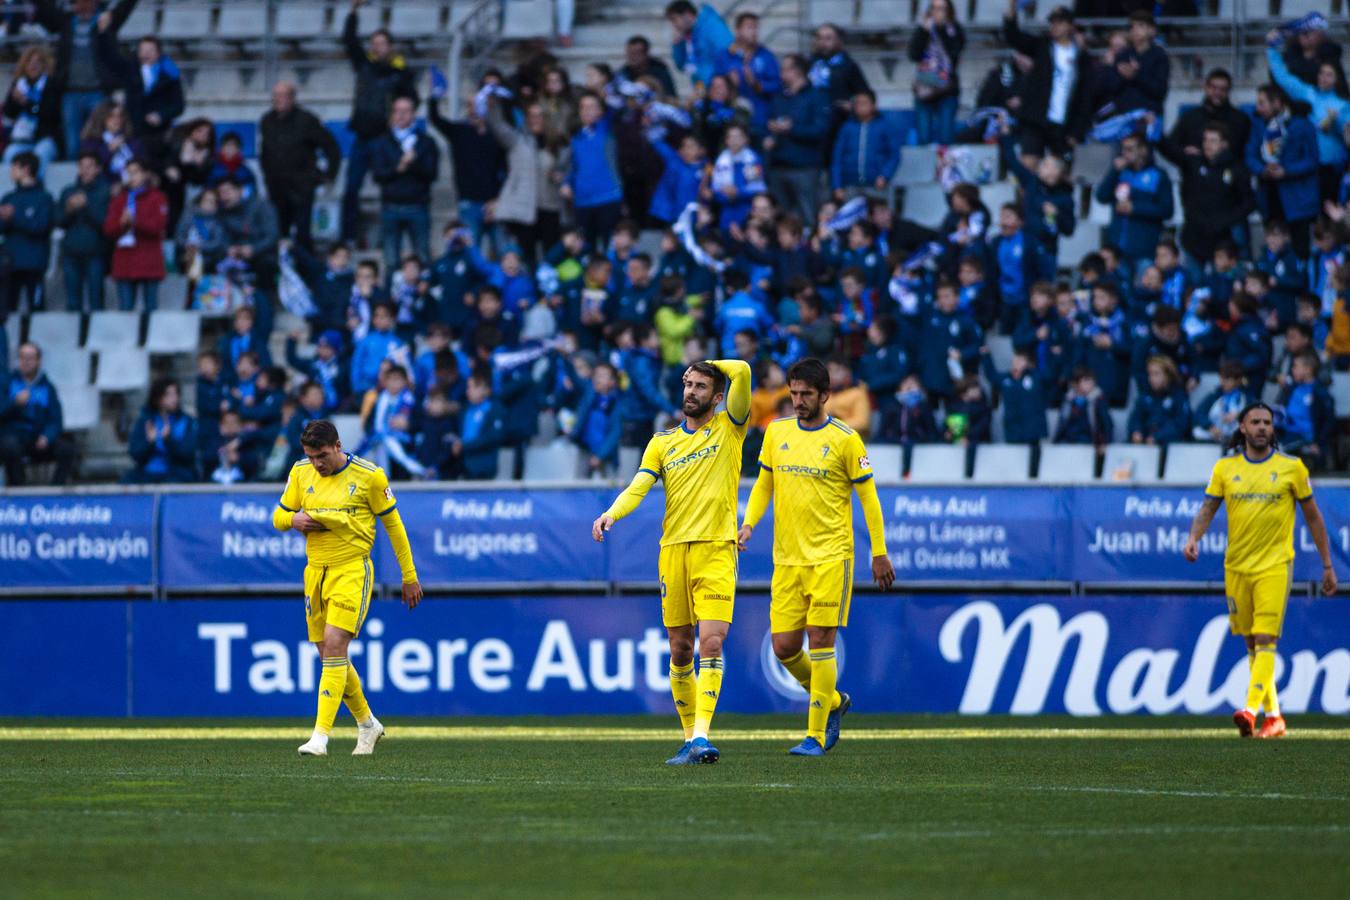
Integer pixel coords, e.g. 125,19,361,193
104,157,169,311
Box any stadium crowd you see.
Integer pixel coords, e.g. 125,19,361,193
1,0,1349,485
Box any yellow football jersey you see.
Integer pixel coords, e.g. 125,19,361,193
1205,449,1312,575
636,411,748,545
757,416,874,565
277,454,398,567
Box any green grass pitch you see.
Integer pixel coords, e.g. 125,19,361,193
4,715,1350,898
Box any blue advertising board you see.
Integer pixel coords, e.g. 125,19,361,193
8,593,1350,717
160,492,312,587
0,494,153,589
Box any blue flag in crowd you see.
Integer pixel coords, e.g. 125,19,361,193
1089,109,1163,144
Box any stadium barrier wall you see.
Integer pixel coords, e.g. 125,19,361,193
3,485,1350,593
8,593,1350,717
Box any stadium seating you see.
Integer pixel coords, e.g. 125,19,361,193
986,335,1014,373
502,0,553,38
901,183,949,229
1162,443,1223,484
907,444,968,482
331,414,365,451
1332,374,1350,420
1189,372,1221,408
894,146,938,186
525,442,583,481
1035,444,1096,483
94,350,151,393
1102,444,1163,483
42,348,93,389
27,312,82,351
58,386,102,432
217,2,269,43
145,312,203,356
866,443,904,481
84,312,141,353
971,443,1032,482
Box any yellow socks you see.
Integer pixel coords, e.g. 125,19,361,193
343,663,372,725
315,656,348,736
693,657,724,740
1246,645,1276,716
670,661,697,741
779,647,843,710
807,648,838,744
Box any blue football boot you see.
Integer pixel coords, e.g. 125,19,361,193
688,737,720,764
788,737,826,756
665,741,695,765
824,692,851,751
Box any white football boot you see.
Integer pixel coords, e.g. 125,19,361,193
297,731,329,756
353,716,385,756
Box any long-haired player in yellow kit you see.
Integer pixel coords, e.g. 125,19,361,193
591,359,752,765
738,358,894,756
272,421,423,756
1183,403,1337,739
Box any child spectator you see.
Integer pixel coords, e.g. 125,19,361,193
1094,131,1174,270
286,329,347,414
715,269,774,357
351,303,409,395
1131,305,1193,391
125,377,197,484
389,254,429,341
572,361,623,476
710,122,766,234
1192,360,1250,443
858,315,910,396
618,324,673,447
287,241,355,337
988,202,1034,333
1255,220,1304,329
195,350,227,456
983,347,1048,445
454,370,506,480
103,156,168,311
206,131,257,196
1225,292,1274,392
943,376,991,446
1128,355,1191,446
615,254,657,325
957,254,996,330
654,276,699,365
876,373,938,446
1075,282,1131,407
823,357,872,435
830,89,900,198
202,409,253,484
1309,219,1344,315
57,152,110,311
430,223,480,334
283,381,329,461
1326,266,1350,370
788,288,837,361
469,244,536,315
1153,240,1191,315
414,388,458,478
751,359,790,429
359,363,425,479
1054,367,1113,448
650,134,707,226
999,131,1075,280
1274,319,1327,388
217,306,271,373
564,91,624,249
235,364,286,448
346,260,387,341
1277,352,1335,468
917,278,983,400
0,151,54,311
834,267,875,358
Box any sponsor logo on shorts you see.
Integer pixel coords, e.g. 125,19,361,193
333,601,356,612
705,593,731,601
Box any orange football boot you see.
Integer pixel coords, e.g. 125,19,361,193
1256,715,1287,739
1232,709,1256,738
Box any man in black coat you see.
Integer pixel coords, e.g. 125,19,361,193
1095,11,1169,117
371,96,439,273
1160,68,1251,164
1172,122,1255,265
260,81,342,253
340,0,419,244
1000,2,1093,160
620,36,678,98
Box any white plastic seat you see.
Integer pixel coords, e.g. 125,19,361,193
1101,443,1162,483
217,1,268,39
1331,373,1350,419
1189,371,1220,408
1036,444,1095,483
84,311,140,352
894,145,937,186
986,334,1014,372
502,0,553,38
389,2,444,36
524,441,583,481
27,311,81,350
618,446,641,479
1073,142,1116,186
865,443,903,482
978,180,1016,215
857,0,911,29
1109,407,1129,442
58,385,100,431
276,3,334,39
971,444,1032,483
906,444,968,482
496,447,516,480
1163,443,1223,484
970,0,1008,25
901,183,948,229
145,310,203,355
330,414,365,451
94,349,149,392
41,347,92,387
808,0,856,26
158,5,214,39
1057,224,1104,272
121,2,157,39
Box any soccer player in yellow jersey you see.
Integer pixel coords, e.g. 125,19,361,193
272,421,423,757
591,358,752,765
1183,403,1337,739
738,358,894,756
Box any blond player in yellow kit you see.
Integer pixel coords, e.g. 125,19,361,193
738,358,894,756
591,358,751,765
1183,403,1337,739
272,421,423,757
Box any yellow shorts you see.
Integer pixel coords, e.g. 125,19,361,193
770,560,853,633
659,540,737,628
303,557,375,643
1225,562,1292,637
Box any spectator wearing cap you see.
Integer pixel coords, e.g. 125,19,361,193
1282,16,1343,88
102,155,167,311
370,95,439,276
259,81,342,254
1096,11,1169,117
1000,1,1092,161
340,0,419,242
0,151,55,312
0,341,76,485
33,0,139,159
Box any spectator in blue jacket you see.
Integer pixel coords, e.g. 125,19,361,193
1095,11,1170,116
57,152,110,312
917,278,983,400
999,131,1075,280
857,315,910,396
619,325,675,446
430,224,480,334
1012,282,1072,398
564,92,624,250
1224,292,1273,392
666,0,733,88
572,361,623,475
1246,82,1320,258
1128,355,1190,446
453,369,506,480
370,96,439,274
468,244,536,315
1074,282,1132,407
217,307,272,376
1130,304,1193,391
1192,360,1251,443
715,269,775,357
1267,33,1350,204
0,342,75,485
1277,351,1336,469
0,151,55,311
649,134,706,226
351,303,409,395
710,122,766,233
830,90,900,197
125,376,197,484
713,12,781,131
764,54,829,223
1094,132,1174,270
988,203,1036,332
285,329,347,414
1254,219,1304,328
983,347,1048,445
1054,366,1113,448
